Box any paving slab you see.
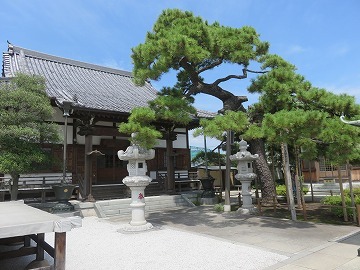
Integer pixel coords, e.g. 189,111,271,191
108,205,360,270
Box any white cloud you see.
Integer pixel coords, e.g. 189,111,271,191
286,45,306,55
99,59,127,71
330,43,350,56
321,84,360,104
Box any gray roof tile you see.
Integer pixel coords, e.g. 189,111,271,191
2,43,216,120
2,44,158,114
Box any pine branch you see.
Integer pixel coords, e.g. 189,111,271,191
197,58,223,74
213,68,247,85
246,69,268,74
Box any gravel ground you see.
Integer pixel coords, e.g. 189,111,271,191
1,216,288,270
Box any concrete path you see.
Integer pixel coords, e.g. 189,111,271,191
108,206,360,270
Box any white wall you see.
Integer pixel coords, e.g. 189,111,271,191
155,128,188,149
52,107,189,149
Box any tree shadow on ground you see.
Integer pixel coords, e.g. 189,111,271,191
260,202,357,226
145,205,320,231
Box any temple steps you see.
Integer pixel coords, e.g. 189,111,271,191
94,194,197,218
91,184,127,200
92,182,165,200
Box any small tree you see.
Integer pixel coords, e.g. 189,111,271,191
319,117,360,221
118,107,162,149
119,87,196,191
191,151,226,167
258,109,327,220
0,73,60,200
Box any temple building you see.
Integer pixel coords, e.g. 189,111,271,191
1,43,211,199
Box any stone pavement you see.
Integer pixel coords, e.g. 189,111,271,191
107,206,360,270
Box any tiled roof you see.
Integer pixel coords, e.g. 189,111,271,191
195,109,217,119
2,44,158,114
1,43,216,121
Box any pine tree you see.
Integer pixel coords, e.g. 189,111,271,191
0,73,60,200
131,8,277,203
248,54,360,216
119,87,196,192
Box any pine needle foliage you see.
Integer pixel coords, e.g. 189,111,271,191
118,107,162,149
0,73,60,199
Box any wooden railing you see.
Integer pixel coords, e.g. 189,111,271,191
157,172,201,192
0,174,73,202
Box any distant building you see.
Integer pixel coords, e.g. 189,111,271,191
302,157,360,183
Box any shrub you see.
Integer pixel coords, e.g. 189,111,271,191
276,185,309,196
322,189,360,219
276,185,287,196
192,200,201,206
322,196,351,218
343,187,360,198
214,203,224,212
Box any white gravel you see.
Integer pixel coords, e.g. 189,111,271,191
44,216,288,270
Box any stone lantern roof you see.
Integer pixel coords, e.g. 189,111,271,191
230,140,259,161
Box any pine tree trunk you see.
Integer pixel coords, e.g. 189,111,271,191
250,139,277,206
10,173,19,201
166,138,175,192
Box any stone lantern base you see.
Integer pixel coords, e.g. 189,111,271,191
117,139,156,233
118,222,153,233
237,206,258,215
118,175,154,233
200,197,219,205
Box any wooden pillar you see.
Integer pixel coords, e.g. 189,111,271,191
54,232,66,270
84,134,93,199
166,138,175,192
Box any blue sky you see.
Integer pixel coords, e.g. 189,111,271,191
1,0,359,148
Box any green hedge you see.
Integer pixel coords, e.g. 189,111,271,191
276,185,309,196
322,188,360,219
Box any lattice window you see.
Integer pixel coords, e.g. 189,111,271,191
102,154,124,168
319,157,346,171
319,157,332,171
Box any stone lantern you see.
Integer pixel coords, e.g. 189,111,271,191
117,134,155,232
230,139,259,214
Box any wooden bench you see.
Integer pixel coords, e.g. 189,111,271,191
0,174,72,202
158,172,201,192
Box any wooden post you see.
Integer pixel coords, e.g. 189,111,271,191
338,166,348,222
54,232,66,270
36,233,45,261
309,160,314,202
41,177,46,203
273,196,277,213
281,143,296,221
24,235,31,247
347,162,357,223
257,198,262,215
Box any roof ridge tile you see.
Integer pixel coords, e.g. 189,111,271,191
11,45,133,77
